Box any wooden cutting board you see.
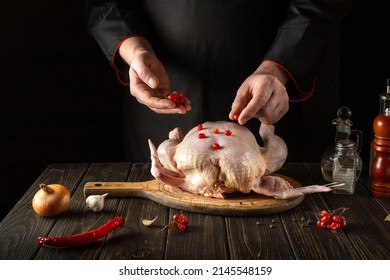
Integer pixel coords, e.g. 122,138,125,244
83,174,303,216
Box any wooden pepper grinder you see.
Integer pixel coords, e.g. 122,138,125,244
370,78,390,197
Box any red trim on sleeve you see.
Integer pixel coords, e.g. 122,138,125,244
112,34,147,86
262,59,316,102
114,69,129,86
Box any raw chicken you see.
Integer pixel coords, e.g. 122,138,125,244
148,121,332,199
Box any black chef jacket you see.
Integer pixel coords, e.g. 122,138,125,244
86,0,351,162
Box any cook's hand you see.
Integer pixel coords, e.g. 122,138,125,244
119,37,191,114
229,61,289,125
129,53,191,114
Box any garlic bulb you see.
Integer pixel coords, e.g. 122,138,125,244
85,193,109,213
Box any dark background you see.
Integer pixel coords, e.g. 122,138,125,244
1,1,389,220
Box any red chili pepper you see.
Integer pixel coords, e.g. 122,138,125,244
37,216,124,247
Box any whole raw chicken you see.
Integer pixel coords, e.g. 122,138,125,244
148,121,332,199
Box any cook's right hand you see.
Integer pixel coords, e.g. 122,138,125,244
119,37,191,114
229,60,290,125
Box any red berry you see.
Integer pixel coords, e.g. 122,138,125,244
332,215,341,223
316,220,327,228
179,215,189,225
320,210,328,217
212,143,221,150
173,214,179,222
177,223,186,232
339,217,347,228
329,222,341,231
198,133,206,139
212,128,219,134
320,214,332,225
233,113,240,120
167,91,186,105
197,124,203,131
225,130,232,136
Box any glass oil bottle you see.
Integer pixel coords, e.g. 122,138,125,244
332,140,361,195
321,106,363,182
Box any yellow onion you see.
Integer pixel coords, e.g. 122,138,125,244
32,183,71,217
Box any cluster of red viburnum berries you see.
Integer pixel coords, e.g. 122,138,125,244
316,208,347,231
172,212,189,232
159,211,189,233
167,91,186,105
167,92,241,124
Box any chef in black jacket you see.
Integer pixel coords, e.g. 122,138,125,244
86,0,351,162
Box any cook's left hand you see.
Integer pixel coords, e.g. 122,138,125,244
229,61,289,125
119,36,191,114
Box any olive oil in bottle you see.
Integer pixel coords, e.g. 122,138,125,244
321,106,362,182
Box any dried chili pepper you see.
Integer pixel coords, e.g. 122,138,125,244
37,216,124,247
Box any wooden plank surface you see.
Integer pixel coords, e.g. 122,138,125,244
1,162,390,260
282,163,360,259
226,214,295,259
304,163,390,259
226,163,359,260
35,162,131,260
100,163,169,260
0,163,89,259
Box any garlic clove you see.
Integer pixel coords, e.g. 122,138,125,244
141,215,158,226
85,193,109,213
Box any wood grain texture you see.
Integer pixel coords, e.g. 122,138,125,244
34,162,131,260
279,163,360,259
226,214,295,259
304,163,390,259
84,174,304,216
165,211,229,259
0,163,89,259
101,163,169,260
1,162,390,260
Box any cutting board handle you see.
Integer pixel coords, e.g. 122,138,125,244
84,180,158,198
83,175,304,216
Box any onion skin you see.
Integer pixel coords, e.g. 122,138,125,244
32,184,71,217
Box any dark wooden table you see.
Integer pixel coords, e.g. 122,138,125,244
1,162,390,260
